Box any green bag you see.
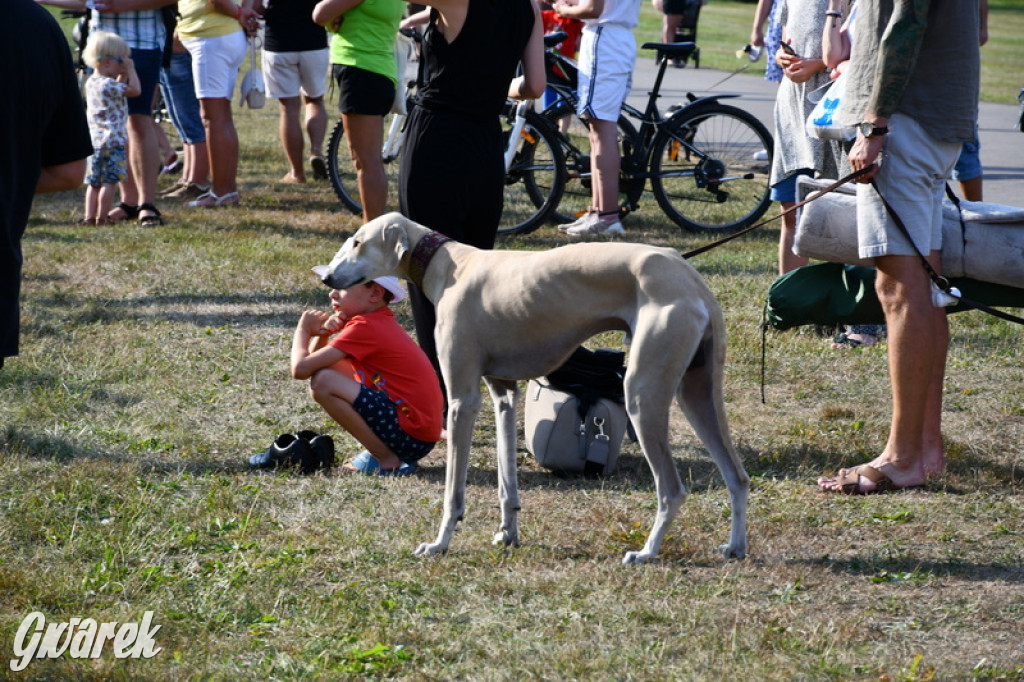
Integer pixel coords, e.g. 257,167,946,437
765,263,1024,331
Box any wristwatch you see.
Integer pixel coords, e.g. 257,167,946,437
858,121,889,138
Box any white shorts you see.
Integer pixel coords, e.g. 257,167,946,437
263,48,329,99
182,31,247,100
576,25,635,122
857,113,961,259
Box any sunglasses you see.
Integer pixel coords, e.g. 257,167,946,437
100,56,124,62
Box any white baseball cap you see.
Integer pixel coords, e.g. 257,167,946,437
310,266,407,303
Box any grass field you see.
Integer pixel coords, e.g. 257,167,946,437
4,5,1023,680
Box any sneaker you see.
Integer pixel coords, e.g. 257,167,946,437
753,149,769,161
296,430,335,473
165,182,209,201
188,190,240,208
566,212,625,237
310,156,328,180
248,433,311,470
558,208,597,232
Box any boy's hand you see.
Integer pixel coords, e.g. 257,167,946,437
299,310,333,335
322,313,345,334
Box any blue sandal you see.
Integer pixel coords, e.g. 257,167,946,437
343,450,418,477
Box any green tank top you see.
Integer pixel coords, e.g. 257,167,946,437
329,0,405,84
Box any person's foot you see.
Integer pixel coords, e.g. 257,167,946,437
164,182,210,201
818,460,926,494
187,191,241,208
280,172,306,184
108,202,139,222
566,211,625,237
341,450,418,476
310,156,328,180
558,208,597,232
158,179,188,197
830,332,879,349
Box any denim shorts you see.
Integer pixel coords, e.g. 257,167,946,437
86,146,128,186
127,48,162,116
160,51,205,144
952,133,982,182
769,169,813,203
352,385,435,463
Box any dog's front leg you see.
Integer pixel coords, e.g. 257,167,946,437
415,388,481,557
485,378,520,548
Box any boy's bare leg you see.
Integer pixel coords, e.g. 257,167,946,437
84,185,100,221
97,183,117,221
309,369,405,469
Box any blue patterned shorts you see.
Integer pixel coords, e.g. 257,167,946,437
86,146,128,186
352,385,436,463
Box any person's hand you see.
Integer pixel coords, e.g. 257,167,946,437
299,310,333,335
322,313,345,334
238,6,260,36
848,135,884,183
784,57,825,83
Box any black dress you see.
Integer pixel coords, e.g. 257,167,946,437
398,0,535,382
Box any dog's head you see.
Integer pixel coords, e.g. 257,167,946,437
321,212,414,290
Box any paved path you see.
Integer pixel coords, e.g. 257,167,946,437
627,56,1024,207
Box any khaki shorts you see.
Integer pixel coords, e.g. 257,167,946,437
263,48,329,100
857,113,961,259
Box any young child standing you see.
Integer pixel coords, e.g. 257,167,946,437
81,30,140,226
292,270,443,475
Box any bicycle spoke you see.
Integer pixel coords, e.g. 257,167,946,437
652,105,773,233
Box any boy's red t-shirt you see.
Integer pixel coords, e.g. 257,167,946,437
329,307,443,442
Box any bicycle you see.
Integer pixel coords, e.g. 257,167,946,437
326,32,566,235
527,32,774,235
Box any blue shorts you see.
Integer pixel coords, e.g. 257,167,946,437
160,51,206,144
127,48,163,117
952,134,982,182
86,146,128,186
769,169,813,203
352,385,436,463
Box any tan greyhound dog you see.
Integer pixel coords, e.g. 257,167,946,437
322,212,749,564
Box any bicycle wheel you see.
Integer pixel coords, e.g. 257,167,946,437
543,104,641,225
326,113,406,216
650,103,773,233
496,104,566,236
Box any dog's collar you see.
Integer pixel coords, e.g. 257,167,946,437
408,231,454,290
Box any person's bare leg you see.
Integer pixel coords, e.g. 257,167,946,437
278,96,305,182
185,142,210,186
97,183,117,220
309,369,404,469
128,113,160,220
304,94,327,160
778,203,809,274
342,111,387,221
958,175,982,202
199,97,239,196
84,185,100,222
589,117,620,215
819,252,945,492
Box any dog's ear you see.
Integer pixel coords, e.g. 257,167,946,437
381,215,411,263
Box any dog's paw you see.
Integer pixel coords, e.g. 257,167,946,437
415,541,448,557
719,542,747,560
492,530,519,547
622,550,653,565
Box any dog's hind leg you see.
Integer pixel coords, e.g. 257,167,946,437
677,326,749,560
620,323,690,565
485,377,521,548
415,380,483,558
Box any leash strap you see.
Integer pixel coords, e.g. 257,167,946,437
681,167,873,260
408,231,454,290
868,179,1024,326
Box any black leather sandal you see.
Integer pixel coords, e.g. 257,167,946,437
138,203,164,227
108,202,139,222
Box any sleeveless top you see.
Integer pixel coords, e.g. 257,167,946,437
263,0,327,53
415,0,535,121
330,0,404,82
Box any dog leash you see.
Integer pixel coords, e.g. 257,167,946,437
868,178,1024,326
680,167,872,260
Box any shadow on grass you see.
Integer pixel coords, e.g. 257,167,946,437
789,555,1024,583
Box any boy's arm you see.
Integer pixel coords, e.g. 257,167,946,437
291,311,348,380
